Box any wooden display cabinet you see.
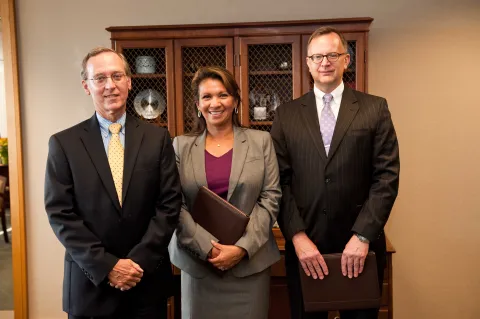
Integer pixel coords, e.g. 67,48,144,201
107,17,372,136
107,17,385,319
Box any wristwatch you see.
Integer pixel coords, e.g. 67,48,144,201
355,233,370,244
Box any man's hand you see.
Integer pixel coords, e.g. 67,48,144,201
208,241,246,271
107,259,144,291
292,232,328,280
341,235,369,278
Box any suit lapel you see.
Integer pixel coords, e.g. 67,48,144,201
227,126,248,201
80,114,121,212
300,92,328,161
327,86,359,164
122,115,144,205
192,131,208,189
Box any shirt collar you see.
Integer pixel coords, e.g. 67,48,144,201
96,112,126,138
313,81,345,104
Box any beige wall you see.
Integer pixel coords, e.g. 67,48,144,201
15,0,480,318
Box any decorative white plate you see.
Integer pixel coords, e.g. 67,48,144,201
135,56,156,74
133,89,165,119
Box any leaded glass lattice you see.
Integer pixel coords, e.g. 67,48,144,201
248,44,293,132
123,48,168,126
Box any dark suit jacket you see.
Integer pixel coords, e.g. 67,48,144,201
44,114,182,317
271,86,399,255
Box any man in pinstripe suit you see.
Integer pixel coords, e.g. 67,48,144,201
271,27,400,319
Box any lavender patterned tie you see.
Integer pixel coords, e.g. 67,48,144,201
320,93,336,155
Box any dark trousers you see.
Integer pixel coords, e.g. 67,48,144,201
68,297,167,319
285,239,386,319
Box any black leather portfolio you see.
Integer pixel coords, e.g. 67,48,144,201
191,186,249,245
299,252,381,312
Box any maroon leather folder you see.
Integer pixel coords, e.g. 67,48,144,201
299,252,381,312
191,186,249,245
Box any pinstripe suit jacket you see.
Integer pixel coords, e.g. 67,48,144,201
168,126,281,278
271,86,399,254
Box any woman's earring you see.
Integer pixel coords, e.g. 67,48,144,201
197,109,202,118
234,107,239,114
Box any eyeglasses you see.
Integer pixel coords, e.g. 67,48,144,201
307,52,348,64
89,73,127,86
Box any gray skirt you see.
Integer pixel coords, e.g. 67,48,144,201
181,267,271,319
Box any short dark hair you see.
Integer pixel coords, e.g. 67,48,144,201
308,26,348,52
188,66,242,135
81,47,132,80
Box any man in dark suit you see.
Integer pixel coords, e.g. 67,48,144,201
44,47,182,319
271,27,400,319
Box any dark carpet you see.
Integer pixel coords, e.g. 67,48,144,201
0,208,13,310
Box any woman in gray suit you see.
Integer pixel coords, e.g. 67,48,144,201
168,66,281,319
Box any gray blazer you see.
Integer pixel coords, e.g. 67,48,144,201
168,126,281,278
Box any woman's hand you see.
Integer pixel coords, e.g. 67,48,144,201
207,240,246,271
208,245,221,259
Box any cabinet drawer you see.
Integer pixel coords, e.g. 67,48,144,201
271,255,286,277
378,307,389,319
167,297,174,319
381,282,389,306
383,263,388,282
383,253,392,282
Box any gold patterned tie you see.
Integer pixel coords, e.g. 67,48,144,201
108,123,124,206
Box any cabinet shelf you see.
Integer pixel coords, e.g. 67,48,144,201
249,71,292,76
132,74,166,79
249,121,273,126
140,120,168,127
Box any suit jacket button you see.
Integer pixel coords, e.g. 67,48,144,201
325,178,331,184
322,209,327,214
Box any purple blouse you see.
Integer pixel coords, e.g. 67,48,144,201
205,149,233,200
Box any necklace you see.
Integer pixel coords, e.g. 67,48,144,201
209,132,233,147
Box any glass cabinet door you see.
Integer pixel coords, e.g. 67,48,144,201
117,40,175,135
239,36,302,132
174,38,234,135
